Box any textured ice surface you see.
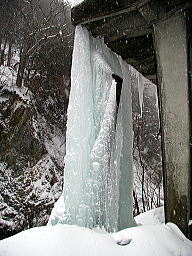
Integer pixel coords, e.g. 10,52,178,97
49,26,147,231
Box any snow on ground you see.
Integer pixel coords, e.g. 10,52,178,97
0,208,192,256
135,206,165,225
0,66,31,102
47,193,65,226
0,66,16,88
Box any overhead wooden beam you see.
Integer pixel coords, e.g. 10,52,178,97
145,74,157,82
101,2,192,42
107,34,154,60
138,1,159,23
157,1,192,24
72,0,152,25
133,56,156,75
105,25,152,42
86,11,151,42
87,11,146,36
133,56,155,68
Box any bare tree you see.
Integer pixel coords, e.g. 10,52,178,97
0,0,74,86
14,0,73,87
132,81,163,216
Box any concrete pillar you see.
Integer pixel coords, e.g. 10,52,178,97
153,12,191,237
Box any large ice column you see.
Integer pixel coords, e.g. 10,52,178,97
63,26,135,232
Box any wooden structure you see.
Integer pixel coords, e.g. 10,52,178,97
72,0,192,239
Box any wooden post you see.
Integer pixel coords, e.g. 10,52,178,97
187,13,192,239
153,12,191,237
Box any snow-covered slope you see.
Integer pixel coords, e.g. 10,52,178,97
0,57,68,239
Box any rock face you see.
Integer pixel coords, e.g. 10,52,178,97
0,66,70,239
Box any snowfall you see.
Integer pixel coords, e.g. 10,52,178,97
1,11,192,256
0,207,192,256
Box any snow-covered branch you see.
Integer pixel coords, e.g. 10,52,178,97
26,34,59,57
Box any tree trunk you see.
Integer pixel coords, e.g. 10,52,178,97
133,190,140,216
7,41,12,66
16,43,28,88
0,37,2,52
139,148,146,212
0,39,7,66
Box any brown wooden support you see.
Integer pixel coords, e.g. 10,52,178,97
153,11,191,237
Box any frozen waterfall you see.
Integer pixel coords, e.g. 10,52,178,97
49,26,146,232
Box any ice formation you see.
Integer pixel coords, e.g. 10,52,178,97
49,26,146,232
128,65,145,116
59,26,136,232
138,73,145,116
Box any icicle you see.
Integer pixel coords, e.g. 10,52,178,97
138,73,145,116
128,65,144,116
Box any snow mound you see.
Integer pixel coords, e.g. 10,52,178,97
47,194,65,226
0,222,191,256
135,206,165,225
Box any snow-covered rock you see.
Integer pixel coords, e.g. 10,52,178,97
0,63,69,239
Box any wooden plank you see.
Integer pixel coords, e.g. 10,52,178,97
72,0,151,25
105,25,152,42
87,11,147,37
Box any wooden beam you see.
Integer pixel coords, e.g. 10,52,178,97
105,25,152,42
87,11,146,36
86,11,150,42
104,1,192,42
186,8,192,240
107,34,154,61
72,0,152,25
138,1,159,23
132,56,156,76
145,74,157,82
133,56,155,68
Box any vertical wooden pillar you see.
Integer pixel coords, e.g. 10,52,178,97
153,12,191,237
187,13,192,239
